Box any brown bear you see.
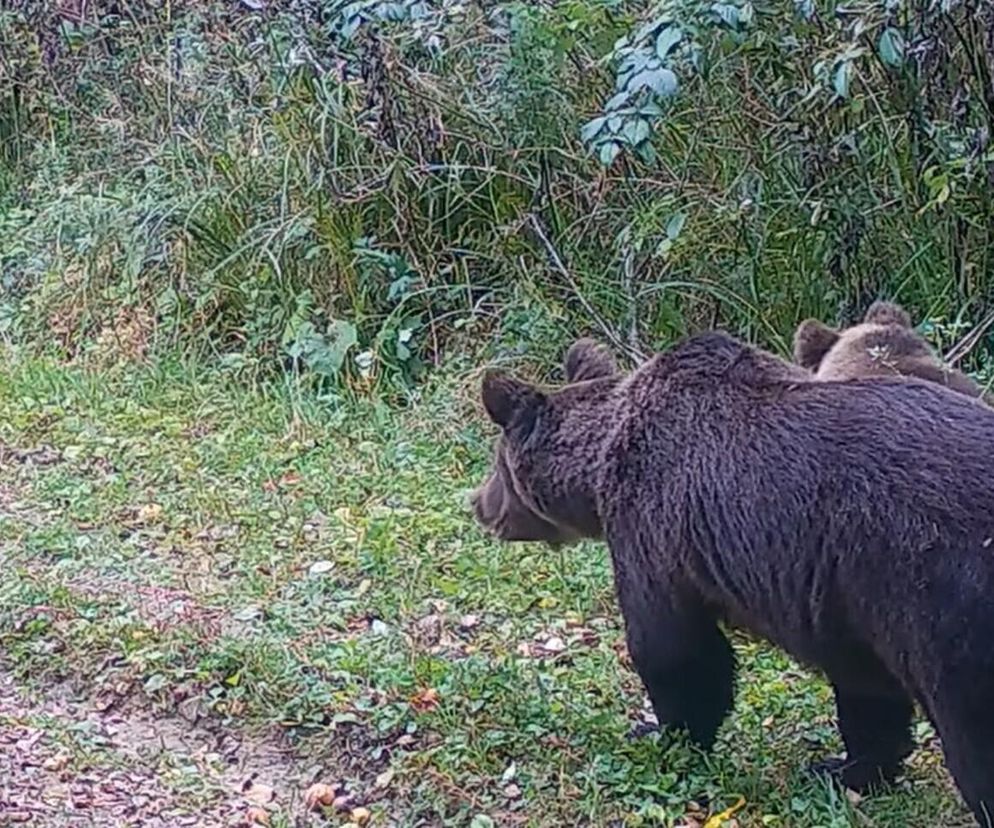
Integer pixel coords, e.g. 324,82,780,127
471,334,994,826
793,300,986,400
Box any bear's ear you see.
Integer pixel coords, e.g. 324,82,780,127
564,338,618,383
793,319,840,370
864,300,912,328
481,370,545,430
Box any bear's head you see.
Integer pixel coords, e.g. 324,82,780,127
793,300,914,372
792,300,985,400
471,339,619,546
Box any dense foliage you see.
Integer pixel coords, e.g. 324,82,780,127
2,0,993,389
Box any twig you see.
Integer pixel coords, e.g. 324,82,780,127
525,213,647,365
944,307,994,367
621,246,645,359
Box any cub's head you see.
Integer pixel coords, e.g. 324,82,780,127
793,301,914,373
792,300,985,399
470,339,619,546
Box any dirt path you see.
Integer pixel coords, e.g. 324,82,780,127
0,666,312,826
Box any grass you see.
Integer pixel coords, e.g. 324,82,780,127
0,351,975,827
2,4,991,824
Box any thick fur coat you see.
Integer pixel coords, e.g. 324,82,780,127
472,334,994,826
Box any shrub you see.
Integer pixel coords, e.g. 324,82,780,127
2,0,992,387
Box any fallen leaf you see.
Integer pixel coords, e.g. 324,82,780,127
351,806,371,824
303,783,336,810
245,806,270,825
232,606,263,622
264,472,301,492
703,796,745,828
333,795,354,812
542,636,566,653
459,614,479,630
410,687,440,712
42,754,70,772
375,768,395,788
308,560,334,576
243,783,275,806
138,503,163,522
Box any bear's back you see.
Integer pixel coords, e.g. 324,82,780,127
606,349,994,552
602,368,994,666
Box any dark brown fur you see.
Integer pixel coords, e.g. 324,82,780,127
793,300,986,400
472,333,994,826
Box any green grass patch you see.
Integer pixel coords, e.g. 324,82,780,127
0,356,971,826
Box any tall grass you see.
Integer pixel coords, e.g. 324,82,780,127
2,0,992,390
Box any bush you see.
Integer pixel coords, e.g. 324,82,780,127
2,0,993,388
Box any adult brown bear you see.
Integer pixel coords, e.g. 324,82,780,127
472,334,994,826
793,300,987,400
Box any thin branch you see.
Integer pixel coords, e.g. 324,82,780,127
525,213,647,365
621,246,646,359
944,307,994,366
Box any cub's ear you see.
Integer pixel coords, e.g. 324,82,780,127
864,300,912,328
564,338,618,383
481,370,545,429
793,319,840,370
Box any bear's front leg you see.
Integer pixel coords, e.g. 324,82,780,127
615,570,735,750
810,679,914,792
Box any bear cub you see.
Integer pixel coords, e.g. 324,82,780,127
472,334,994,827
793,300,986,400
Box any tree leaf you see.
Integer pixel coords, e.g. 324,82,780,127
655,26,682,60
712,3,740,28
618,50,650,77
580,116,607,144
623,118,651,146
598,141,621,166
878,27,905,68
833,61,850,98
636,141,657,165
630,67,679,98
604,90,630,111
666,211,687,240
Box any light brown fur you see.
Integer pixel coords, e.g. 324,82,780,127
793,301,986,401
